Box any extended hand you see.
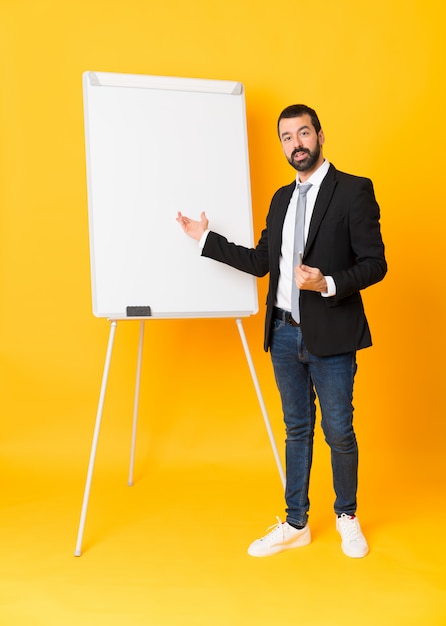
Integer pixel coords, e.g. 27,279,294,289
176,211,209,241
294,264,328,293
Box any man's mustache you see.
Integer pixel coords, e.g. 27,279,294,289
292,148,310,158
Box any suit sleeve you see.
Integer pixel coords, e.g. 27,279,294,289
201,228,270,278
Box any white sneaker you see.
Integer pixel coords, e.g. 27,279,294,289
248,517,311,557
336,514,369,558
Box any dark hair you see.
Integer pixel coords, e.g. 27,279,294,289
277,104,321,137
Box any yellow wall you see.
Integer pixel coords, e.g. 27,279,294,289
1,0,445,499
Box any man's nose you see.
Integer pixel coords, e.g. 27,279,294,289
292,136,303,149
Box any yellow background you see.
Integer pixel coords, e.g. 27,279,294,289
1,0,445,624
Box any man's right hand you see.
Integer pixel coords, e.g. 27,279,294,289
176,211,209,241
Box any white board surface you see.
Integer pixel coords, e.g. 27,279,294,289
83,71,258,319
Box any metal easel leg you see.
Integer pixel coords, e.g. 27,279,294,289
74,320,118,556
235,319,285,489
128,320,145,486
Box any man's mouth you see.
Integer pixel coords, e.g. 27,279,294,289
292,149,309,161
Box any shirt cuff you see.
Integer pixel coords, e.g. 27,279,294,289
321,275,336,297
199,230,210,249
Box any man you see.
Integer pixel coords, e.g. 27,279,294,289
177,104,386,558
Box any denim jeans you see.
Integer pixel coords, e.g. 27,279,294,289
270,316,358,527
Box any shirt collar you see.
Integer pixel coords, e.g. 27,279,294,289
296,159,330,188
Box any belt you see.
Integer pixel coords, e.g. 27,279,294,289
273,306,300,327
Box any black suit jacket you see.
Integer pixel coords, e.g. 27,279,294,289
202,163,387,356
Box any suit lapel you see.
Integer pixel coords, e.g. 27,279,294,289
305,164,337,254
271,182,295,255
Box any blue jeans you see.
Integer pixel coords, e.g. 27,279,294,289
270,316,358,528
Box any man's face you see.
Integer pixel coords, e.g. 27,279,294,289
278,114,324,175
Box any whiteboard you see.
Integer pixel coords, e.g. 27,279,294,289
83,71,258,319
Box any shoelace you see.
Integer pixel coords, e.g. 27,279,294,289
261,516,285,543
338,514,361,541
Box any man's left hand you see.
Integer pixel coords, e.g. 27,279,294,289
294,264,328,293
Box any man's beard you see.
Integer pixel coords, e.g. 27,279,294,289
288,141,321,172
